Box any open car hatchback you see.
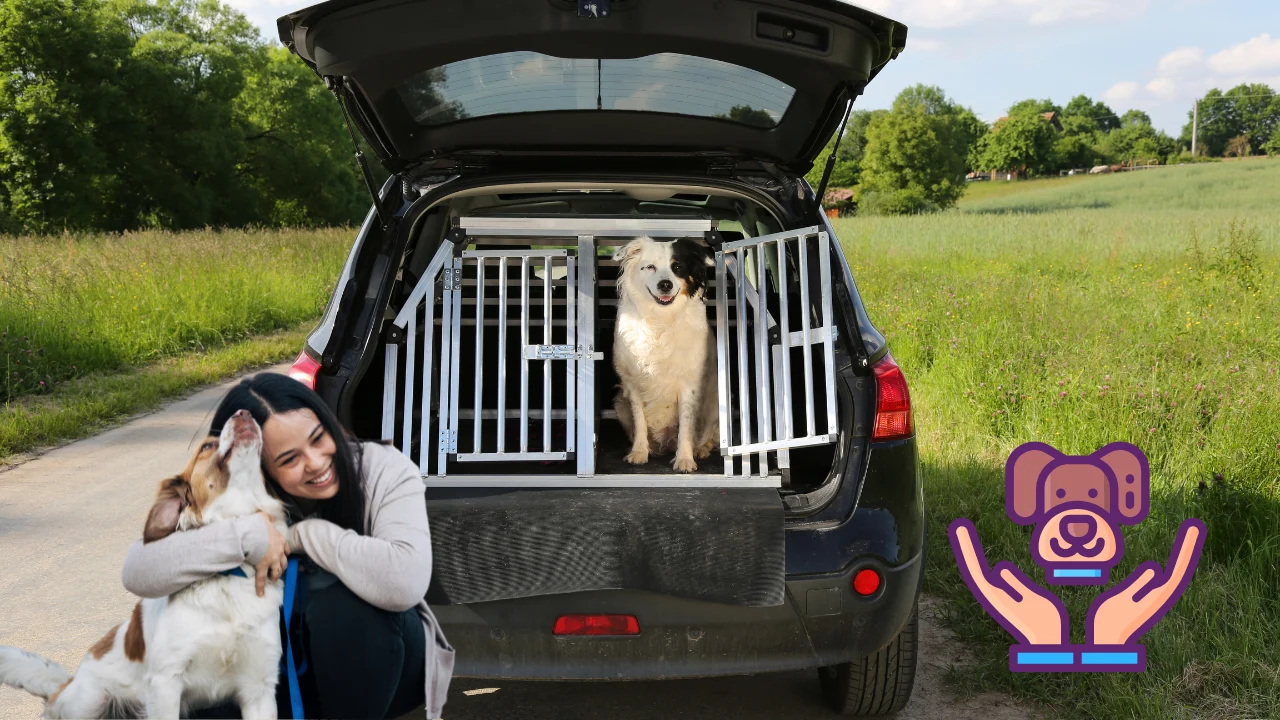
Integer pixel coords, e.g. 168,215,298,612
278,0,923,715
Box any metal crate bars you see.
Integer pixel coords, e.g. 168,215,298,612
442,249,579,469
715,226,839,478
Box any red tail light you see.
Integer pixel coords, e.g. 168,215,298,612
871,353,914,441
553,614,640,636
287,351,321,390
853,568,882,596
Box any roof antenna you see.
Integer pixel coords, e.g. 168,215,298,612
327,76,391,229
813,89,853,218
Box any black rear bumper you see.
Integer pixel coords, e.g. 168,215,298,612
433,550,922,680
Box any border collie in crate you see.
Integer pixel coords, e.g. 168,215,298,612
612,237,719,472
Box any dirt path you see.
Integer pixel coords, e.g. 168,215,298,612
0,369,1033,719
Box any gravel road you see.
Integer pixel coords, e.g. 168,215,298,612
1,368,1032,720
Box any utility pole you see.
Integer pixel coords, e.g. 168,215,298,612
1191,99,1199,156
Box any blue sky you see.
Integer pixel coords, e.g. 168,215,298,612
235,0,1280,136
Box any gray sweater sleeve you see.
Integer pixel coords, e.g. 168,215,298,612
120,515,271,598
288,444,431,613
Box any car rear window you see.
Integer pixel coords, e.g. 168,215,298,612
396,52,795,129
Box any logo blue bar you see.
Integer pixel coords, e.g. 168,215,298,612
1015,652,1075,665
1053,569,1102,578
1081,652,1140,665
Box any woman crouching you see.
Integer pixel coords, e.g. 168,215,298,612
121,373,454,719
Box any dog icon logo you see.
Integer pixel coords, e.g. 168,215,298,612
949,442,1205,672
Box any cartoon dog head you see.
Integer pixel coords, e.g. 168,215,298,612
1005,442,1150,585
613,237,714,309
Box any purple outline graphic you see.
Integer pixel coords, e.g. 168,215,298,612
949,441,1206,674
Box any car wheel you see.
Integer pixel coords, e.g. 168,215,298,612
817,603,918,716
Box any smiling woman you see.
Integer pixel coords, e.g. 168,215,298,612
119,373,455,719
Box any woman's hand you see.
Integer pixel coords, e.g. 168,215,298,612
255,510,290,598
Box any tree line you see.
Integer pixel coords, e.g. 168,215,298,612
4,0,1279,230
0,0,367,234
809,83,1280,215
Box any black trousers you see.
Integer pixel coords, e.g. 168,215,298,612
191,579,425,719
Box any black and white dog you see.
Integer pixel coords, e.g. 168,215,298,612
612,237,719,472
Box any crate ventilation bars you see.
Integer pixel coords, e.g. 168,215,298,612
381,217,839,488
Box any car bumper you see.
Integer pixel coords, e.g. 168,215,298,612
433,550,923,680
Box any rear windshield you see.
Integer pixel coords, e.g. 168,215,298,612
396,52,795,129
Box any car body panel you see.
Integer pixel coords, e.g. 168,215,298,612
277,0,906,173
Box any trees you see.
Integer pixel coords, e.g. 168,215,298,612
1062,95,1120,132
0,0,367,233
973,110,1058,177
853,85,979,214
1008,98,1061,117
804,109,881,190
1181,84,1280,157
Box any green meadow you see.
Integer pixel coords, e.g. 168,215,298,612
0,228,351,459
837,159,1280,719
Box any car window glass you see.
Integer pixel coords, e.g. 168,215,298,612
397,52,795,128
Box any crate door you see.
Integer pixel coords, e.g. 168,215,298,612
714,227,839,477
438,250,578,474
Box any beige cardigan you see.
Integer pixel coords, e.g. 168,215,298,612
121,441,454,719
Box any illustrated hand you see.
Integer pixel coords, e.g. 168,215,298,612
1087,519,1205,646
254,510,290,598
949,519,1068,646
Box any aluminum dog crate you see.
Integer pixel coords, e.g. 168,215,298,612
381,216,838,488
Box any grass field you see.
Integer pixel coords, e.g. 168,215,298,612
837,159,1280,719
0,228,351,460
0,228,351,402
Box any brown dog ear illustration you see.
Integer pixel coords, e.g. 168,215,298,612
1005,443,1061,523
144,476,194,543
1095,442,1150,522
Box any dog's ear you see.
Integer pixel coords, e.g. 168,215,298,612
144,476,194,543
1005,442,1060,524
1095,442,1149,523
612,239,643,264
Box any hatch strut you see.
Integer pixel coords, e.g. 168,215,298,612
326,76,391,229
812,90,853,217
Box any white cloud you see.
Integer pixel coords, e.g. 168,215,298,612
1104,33,1280,118
1157,46,1204,74
1104,81,1140,103
854,0,1147,30
908,38,943,52
1145,77,1178,100
1208,33,1280,75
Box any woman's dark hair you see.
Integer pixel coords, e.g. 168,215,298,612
210,373,366,533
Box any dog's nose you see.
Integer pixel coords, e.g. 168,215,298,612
1062,514,1097,540
656,279,673,293
232,409,250,420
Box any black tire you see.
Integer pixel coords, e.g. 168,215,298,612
817,603,918,716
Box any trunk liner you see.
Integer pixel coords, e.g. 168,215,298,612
425,488,785,607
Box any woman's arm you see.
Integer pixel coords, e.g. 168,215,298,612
289,451,430,612
121,514,270,598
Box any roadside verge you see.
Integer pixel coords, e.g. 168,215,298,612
0,323,309,468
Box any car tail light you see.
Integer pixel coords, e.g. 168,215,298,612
853,568,881,596
287,351,321,390
553,614,640,636
871,352,913,441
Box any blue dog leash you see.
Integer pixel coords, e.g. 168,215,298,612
220,558,306,718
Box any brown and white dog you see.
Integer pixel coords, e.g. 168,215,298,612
612,237,719,472
0,410,289,719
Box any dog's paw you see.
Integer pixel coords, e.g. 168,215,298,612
672,455,698,473
695,440,717,460
624,448,650,465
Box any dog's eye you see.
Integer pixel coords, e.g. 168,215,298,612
643,264,656,272
671,262,683,274
201,441,216,452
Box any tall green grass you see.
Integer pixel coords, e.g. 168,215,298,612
960,158,1280,214
0,228,351,402
836,197,1279,717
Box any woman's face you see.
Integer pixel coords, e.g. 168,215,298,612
261,409,339,501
